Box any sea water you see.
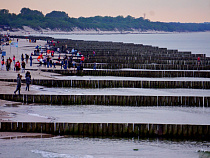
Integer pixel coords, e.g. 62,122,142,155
35,32,210,57
0,136,209,158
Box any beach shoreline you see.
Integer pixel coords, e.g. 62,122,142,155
2,26,210,37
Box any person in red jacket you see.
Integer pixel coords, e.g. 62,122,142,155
15,61,21,71
197,56,200,66
81,55,85,62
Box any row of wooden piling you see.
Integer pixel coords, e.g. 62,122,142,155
13,36,210,70
0,94,209,107
85,63,210,70
1,79,209,89
86,56,208,65
42,69,210,78
32,79,210,89
0,122,209,140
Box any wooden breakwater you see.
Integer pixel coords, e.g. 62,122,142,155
0,94,209,107
0,122,209,140
32,79,210,89
84,63,210,70
12,35,210,70
1,79,209,89
53,38,210,67
41,69,210,78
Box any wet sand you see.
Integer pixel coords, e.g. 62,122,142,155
0,132,52,139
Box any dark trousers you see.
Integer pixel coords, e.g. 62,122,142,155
26,84,30,91
14,85,21,95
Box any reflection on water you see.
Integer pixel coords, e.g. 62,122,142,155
0,137,209,158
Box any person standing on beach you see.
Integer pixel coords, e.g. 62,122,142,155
25,72,31,91
25,54,29,64
14,74,22,95
47,56,50,68
93,62,96,70
6,58,12,71
13,55,15,70
1,58,5,70
197,57,200,65
21,61,26,73
15,61,21,71
21,53,24,61
30,54,33,66
8,57,12,70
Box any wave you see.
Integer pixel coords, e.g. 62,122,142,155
28,113,49,119
31,150,94,158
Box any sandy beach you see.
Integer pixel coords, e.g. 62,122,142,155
0,34,61,138
2,26,175,37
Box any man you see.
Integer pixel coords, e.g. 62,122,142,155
25,73,31,91
14,74,22,95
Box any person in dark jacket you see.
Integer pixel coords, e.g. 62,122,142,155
14,74,22,95
25,75,31,91
25,71,31,91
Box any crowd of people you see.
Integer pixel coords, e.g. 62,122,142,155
0,35,98,95
35,42,89,71
1,34,97,72
1,54,31,73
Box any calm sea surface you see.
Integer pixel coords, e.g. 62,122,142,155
0,136,209,158
37,32,210,57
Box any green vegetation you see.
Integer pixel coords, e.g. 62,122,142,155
1,8,210,32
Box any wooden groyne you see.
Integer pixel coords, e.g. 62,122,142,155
0,122,209,140
41,69,210,78
0,94,209,107
31,79,210,89
12,35,210,70
85,63,210,70
1,79,209,89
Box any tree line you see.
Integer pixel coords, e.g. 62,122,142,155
1,8,210,32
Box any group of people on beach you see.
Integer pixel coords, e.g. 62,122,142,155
1,53,32,73
35,42,88,71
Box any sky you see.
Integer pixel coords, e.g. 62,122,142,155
0,0,210,23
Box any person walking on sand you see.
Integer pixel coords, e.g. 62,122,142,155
14,74,22,95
